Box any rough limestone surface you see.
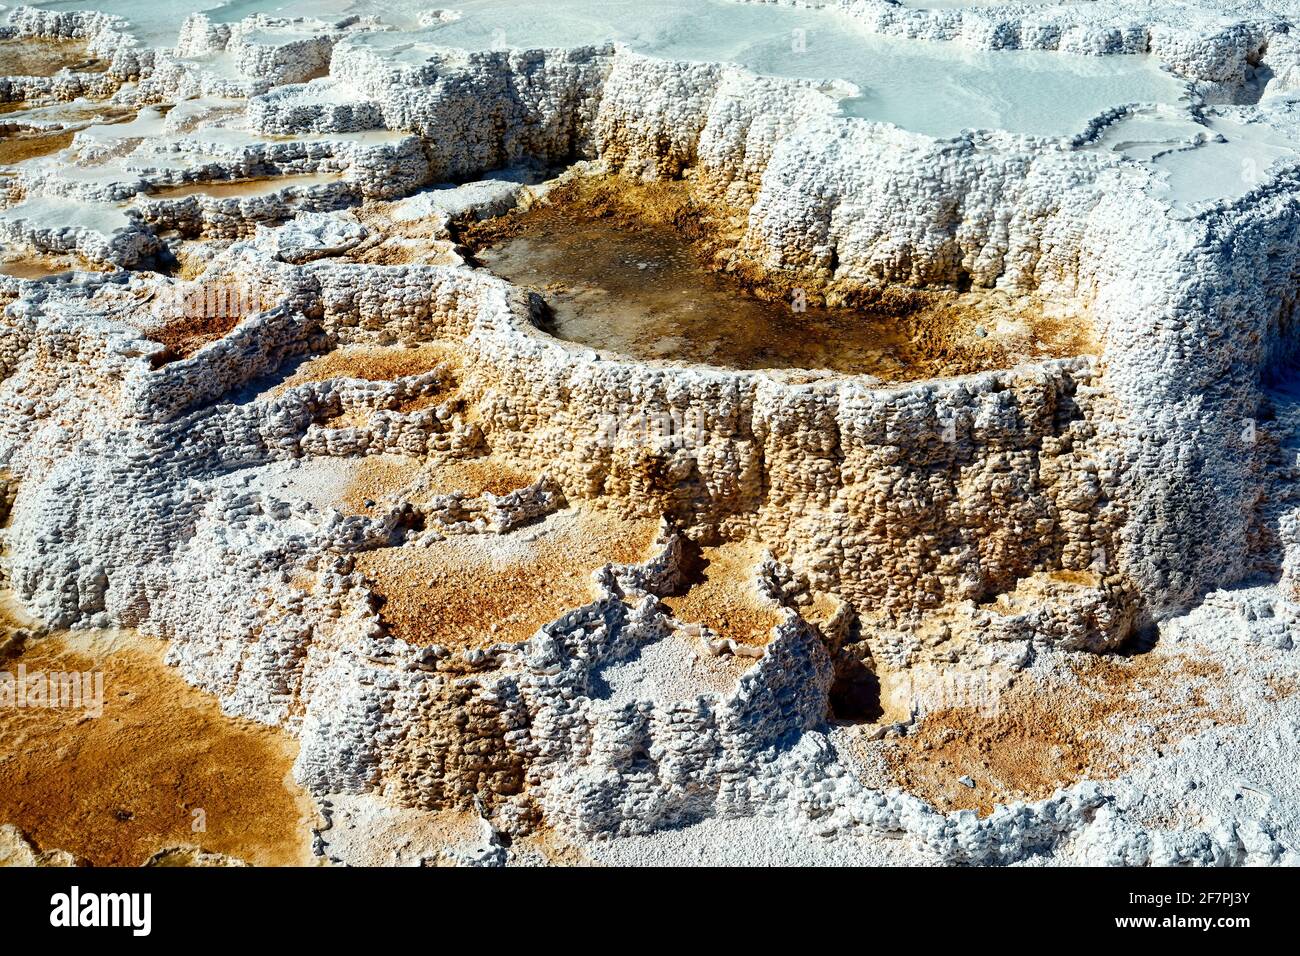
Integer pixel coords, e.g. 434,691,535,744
1,1,1300,867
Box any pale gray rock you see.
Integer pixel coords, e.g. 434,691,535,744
254,211,367,263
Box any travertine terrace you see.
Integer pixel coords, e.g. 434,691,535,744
0,0,1299,867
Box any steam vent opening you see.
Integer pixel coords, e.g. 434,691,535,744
462,177,1095,379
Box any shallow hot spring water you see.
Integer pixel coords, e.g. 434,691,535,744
0,36,106,76
146,171,344,199
478,214,907,375
466,191,1088,379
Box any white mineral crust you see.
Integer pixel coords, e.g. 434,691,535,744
1,0,1299,866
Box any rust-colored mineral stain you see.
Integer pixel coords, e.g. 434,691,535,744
419,456,538,498
356,507,658,649
337,454,426,514
880,652,1237,817
662,540,782,646
143,310,243,366
0,629,319,866
338,453,539,517
276,344,452,390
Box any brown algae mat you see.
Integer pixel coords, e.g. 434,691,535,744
147,172,343,200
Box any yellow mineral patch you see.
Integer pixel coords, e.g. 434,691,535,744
0,254,82,279
0,126,74,165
